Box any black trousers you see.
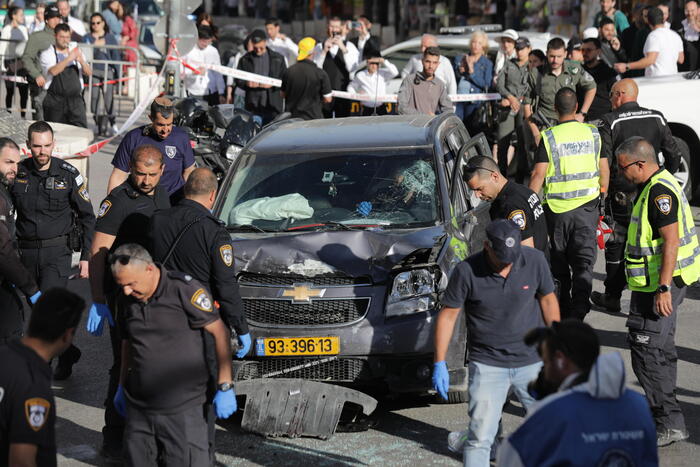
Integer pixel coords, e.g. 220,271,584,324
603,193,634,298
124,402,210,467
544,202,599,320
102,293,124,449
0,281,24,341
628,281,687,431
43,93,88,128
19,244,80,364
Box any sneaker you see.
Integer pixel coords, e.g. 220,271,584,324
590,291,621,313
447,430,468,453
657,428,689,446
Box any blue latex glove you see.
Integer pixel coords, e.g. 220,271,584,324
236,333,251,358
356,201,372,217
432,361,449,400
213,389,237,419
113,384,126,418
29,291,42,304
86,303,115,337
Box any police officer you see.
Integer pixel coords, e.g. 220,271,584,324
87,144,169,460
523,37,597,147
464,155,548,253
0,138,42,343
12,121,96,379
529,88,610,320
616,137,700,447
591,78,681,313
495,37,532,182
109,244,237,466
147,168,250,458
108,98,196,203
0,288,85,466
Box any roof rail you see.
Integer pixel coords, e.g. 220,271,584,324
439,24,503,34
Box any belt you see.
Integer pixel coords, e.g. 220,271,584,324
18,235,68,249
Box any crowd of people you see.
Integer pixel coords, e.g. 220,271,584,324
0,2,699,467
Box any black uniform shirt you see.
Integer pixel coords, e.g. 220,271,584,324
117,267,219,413
490,181,548,253
599,102,681,194
582,61,618,120
281,59,332,120
95,180,170,250
0,340,56,467
0,184,37,297
441,247,554,368
12,157,95,260
634,168,680,240
148,199,248,335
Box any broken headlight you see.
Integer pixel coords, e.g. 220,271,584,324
386,269,437,318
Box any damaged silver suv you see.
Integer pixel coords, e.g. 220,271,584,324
215,113,492,438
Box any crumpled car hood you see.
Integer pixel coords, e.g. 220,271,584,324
232,226,447,282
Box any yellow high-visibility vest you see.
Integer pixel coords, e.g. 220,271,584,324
625,169,700,292
541,121,601,213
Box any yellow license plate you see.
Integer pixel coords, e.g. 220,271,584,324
255,336,340,356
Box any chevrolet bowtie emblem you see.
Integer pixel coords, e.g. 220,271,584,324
280,283,325,303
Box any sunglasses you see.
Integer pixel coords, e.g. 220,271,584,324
620,159,644,171
91,21,103,25
464,164,497,177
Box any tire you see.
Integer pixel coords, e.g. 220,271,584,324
672,137,692,199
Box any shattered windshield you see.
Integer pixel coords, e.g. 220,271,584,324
219,149,440,231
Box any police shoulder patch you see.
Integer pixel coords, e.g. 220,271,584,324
507,209,527,230
219,244,233,267
24,397,51,431
60,162,78,174
654,194,672,215
97,200,112,218
78,184,90,201
191,288,213,312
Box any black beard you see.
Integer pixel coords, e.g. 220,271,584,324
527,367,560,400
0,173,12,187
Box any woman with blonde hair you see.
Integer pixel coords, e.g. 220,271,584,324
454,30,493,126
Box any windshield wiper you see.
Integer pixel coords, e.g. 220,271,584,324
227,224,270,233
287,221,357,231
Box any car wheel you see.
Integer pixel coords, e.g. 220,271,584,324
672,137,692,199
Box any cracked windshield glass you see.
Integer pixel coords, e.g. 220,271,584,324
220,150,440,231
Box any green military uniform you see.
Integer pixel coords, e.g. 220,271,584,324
536,120,602,320
624,168,700,438
523,60,596,125
20,26,55,120
495,58,530,179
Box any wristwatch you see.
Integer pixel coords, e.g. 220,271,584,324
218,382,234,392
656,284,671,294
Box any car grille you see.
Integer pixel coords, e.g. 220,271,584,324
235,357,371,382
238,272,371,287
243,298,370,326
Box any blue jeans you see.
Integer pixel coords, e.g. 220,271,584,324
463,360,542,467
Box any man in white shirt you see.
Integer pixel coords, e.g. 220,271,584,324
265,17,298,66
614,7,684,77
313,16,360,118
400,34,457,96
681,0,700,70
347,51,398,115
182,26,226,106
57,0,85,38
39,22,91,127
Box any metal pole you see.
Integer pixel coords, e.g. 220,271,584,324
166,0,182,97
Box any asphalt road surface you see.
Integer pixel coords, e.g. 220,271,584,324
48,129,700,466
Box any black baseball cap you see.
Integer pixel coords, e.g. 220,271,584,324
486,219,522,263
515,38,531,50
45,5,61,19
